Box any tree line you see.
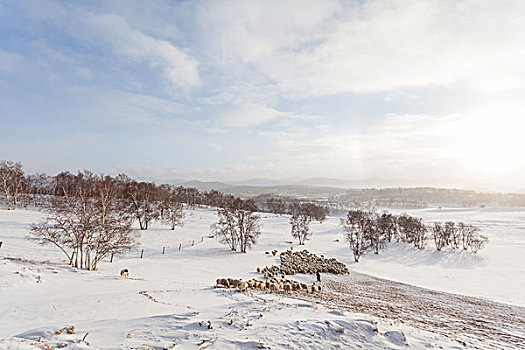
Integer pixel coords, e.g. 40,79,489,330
264,196,329,221
341,208,488,262
3,160,336,268
1,160,256,213
211,197,330,251
2,160,334,257
0,161,268,269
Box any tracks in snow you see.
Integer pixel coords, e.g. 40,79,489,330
292,272,525,349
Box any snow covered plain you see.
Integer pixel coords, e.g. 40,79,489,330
0,206,524,349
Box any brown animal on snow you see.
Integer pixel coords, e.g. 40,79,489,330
120,269,129,278
238,281,248,292
310,283,322,293
216,278,229,287
228,278,242,288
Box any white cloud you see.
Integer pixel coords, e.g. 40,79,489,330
217,104,323,129
81,13,200,89
199,0,340,62
20,2,200,90
218,104,289,128
247,111,524,188
200,0,525,96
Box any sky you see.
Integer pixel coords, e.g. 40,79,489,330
1,0,525,191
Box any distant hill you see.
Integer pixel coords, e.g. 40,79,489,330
156,175,525,209
172,179,525,208
177,180,235,191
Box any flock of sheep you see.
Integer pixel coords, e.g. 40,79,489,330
215,277,322,294
215,249,349,295
260,249,350,279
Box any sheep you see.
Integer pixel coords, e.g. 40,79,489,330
283,283,292,293
216,278,229,287
238,281,248,292
228,278,242,288
120,269,129,278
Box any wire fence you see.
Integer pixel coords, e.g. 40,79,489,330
118,235,211,262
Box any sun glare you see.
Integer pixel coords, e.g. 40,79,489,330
456,107,525,176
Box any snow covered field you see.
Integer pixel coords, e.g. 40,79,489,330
0,206,524,349
351,207,525,306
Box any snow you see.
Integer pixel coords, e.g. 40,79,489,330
350,207,525,306
0,206,523,348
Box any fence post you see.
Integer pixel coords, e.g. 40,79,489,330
192,240,194,246
110,252,114,263
140,249,144,259
179,243,181,251
201,236,203,242
162,246,165,254
0,241,2,249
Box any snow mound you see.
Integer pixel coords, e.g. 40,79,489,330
384,330,408,346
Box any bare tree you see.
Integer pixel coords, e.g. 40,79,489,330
212,198,261,253
469,231,488,253
364,212,384,254
303,202,329,223
175,186,199,209
443,221,457,248
290,213,311,245
397,214,427,249
458,222,481,251
377,211,397,243
267,197,286,215
432,222,447,251
29,172,136,270
0,160,25,209
341,209,369,262
236,207,261,253
121,177,160,230
213,206,238,250
160,186,184,230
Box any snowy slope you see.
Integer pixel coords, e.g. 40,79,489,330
0,206,523,349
